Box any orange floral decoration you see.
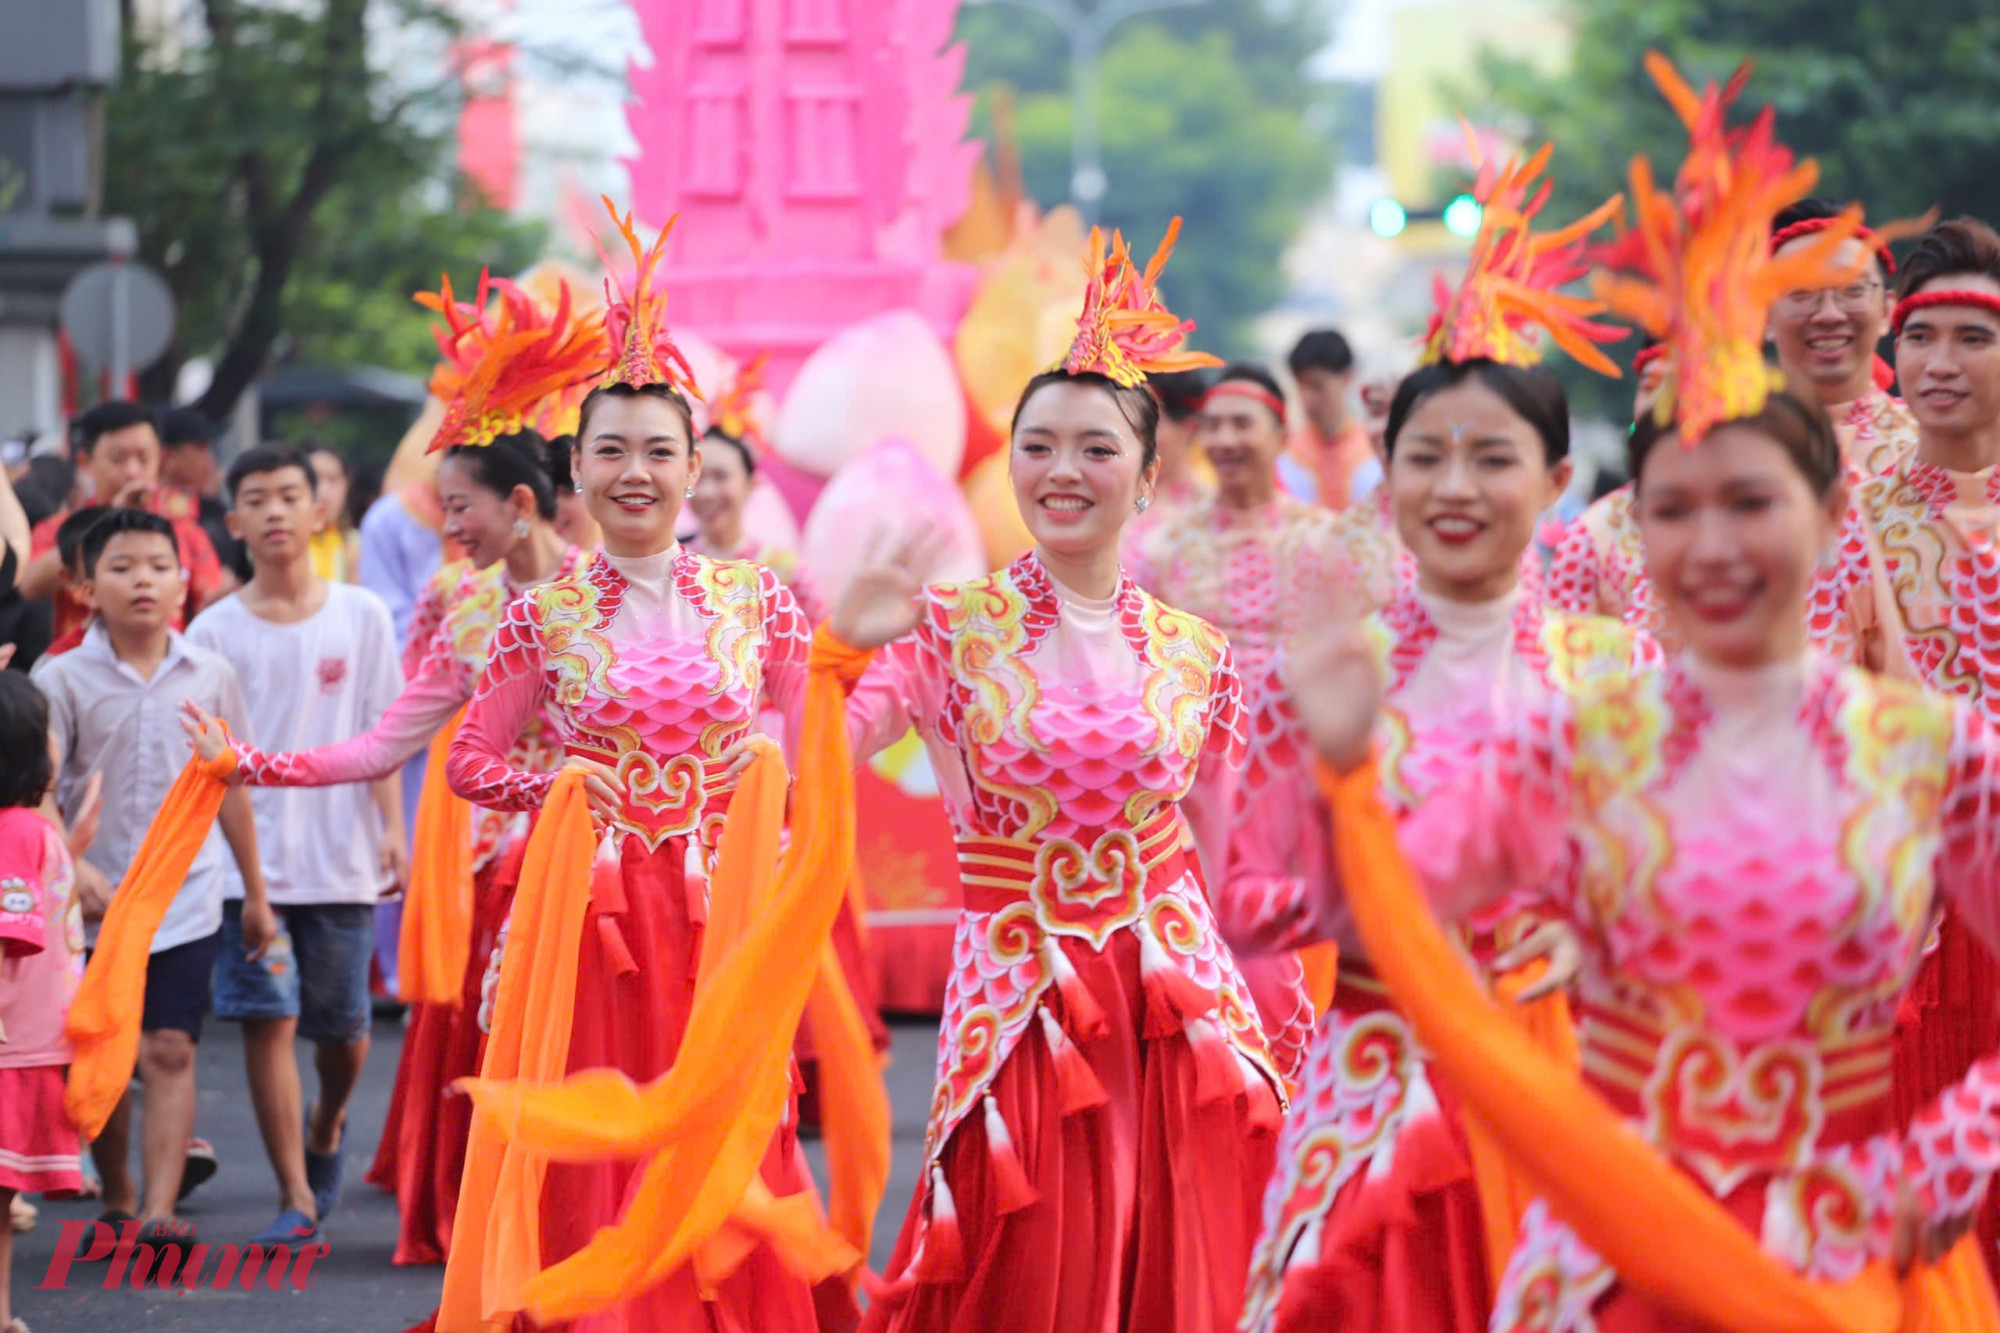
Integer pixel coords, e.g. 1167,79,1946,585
594,195,704,398
1591,52,1867,445
416,269,607,452
1058,217,1223,387
1420,130,1627,375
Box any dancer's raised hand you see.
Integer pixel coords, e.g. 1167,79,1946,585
830,526,949,651
1282,586,1383,775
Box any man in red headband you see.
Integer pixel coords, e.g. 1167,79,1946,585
1126,360,1354,1081
1766,196,1918,478
1853,214,2000,1261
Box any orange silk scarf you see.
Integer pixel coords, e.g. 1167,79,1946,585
64,748,237,1139
1317,758,1998,1333
397,705,474,1006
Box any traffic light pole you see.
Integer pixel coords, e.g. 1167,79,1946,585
968,0,1208,225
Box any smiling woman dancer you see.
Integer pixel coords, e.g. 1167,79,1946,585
1229,146,1648,1333
1285,58,2000,1333
427,204,868,1333
812,222,1287,1333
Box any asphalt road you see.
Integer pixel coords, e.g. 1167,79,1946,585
13,1011,941,1332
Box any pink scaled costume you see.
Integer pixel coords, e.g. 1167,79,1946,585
231,547,584,1265
849,551,1286,1333
1231,586,1655,1333
1397,650,2000,1331
443,545,851,1333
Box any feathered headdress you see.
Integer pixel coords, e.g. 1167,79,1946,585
416,270,607,453
1591,53,1867,444
593,196,702,399
1058,217,1222,387
706,351,770,450
1420,130,1626,376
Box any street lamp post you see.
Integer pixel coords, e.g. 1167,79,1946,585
968,0,1208,224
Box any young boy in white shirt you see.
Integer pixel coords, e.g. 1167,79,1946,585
186,445,405,1247
30,508,277,1249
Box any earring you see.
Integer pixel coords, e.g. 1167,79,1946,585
512,518,530,539
573,481,582,494
685,486,695,498
1134,495,1152,513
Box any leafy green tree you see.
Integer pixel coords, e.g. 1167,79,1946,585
1471,0,2000,246
106,0,543,418
955,2,1335,353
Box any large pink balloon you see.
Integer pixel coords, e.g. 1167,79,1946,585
774,310,966,479
802,437,985,607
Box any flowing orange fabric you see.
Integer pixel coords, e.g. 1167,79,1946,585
398,706,474,1006
1314,756,1978,1333
438,766,596,1333
454,627,887,1325
64,749,236,1140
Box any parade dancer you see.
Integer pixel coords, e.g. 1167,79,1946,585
1852,217,2000,1258
1230,144,1644,1333
829,220,1287,1333
434,203,866,1333
1126,362,1354,1079
1287,57,2000,1330
182,273,600,1265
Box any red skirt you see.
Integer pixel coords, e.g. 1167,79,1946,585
367,859,518,1265
534,836,852,1333
0,1064,84,1196
860,930,1280,1333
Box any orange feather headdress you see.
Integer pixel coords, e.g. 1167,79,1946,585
1420,131,1626,376
416,270,606,453
1058,217,1222,387
1591,53,1868,444
594,196,702,399
706,351,770,450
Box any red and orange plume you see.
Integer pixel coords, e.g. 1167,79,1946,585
1058,217,1223,387
707,351,769,449
1420,128,1626,376
415,270,607,453
1591,53,1866,444
594,196,702,399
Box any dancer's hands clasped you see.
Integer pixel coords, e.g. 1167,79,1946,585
830,527,950,652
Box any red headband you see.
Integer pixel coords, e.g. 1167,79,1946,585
1632,344,1665,374
1891,288,2000,335
1770,218,1896,276
1202,380,1287,422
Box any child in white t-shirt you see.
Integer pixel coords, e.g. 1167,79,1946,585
185,446,404,1248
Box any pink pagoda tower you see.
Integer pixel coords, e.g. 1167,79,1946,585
624,0,982,390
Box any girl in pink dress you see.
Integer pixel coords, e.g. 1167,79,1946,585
830,223,1286,1333
1229,147,1643,1333
196,430,585,1265
436,210,845,1333
0,673,86,1333
1284,75,2000,1330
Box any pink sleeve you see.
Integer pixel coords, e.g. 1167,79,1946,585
843,602,950,766
1216,655,1337,954
1545,521,1600,615
756,570,811,725
0,815,53,958
446,596,557,813
235,639,470,787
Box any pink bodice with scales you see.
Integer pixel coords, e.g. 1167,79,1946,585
1389,652,2000,1327
447,547,808,854
234,549,588,870
844,551,1281,1167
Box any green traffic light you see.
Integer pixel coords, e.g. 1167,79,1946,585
1443,194,1483,239
1368,198,1408,238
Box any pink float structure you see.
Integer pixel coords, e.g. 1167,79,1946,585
624,0,983,395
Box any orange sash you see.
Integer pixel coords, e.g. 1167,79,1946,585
398,705,474,1006
1318,757,1999,1333
64,749,237,1139
442,626,888,1328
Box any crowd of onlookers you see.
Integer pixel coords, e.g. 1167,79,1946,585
1,402,411,1304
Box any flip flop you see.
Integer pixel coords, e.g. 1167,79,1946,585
95,1208,138,1230
178,1139,219,1202
248,1207,317,1248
